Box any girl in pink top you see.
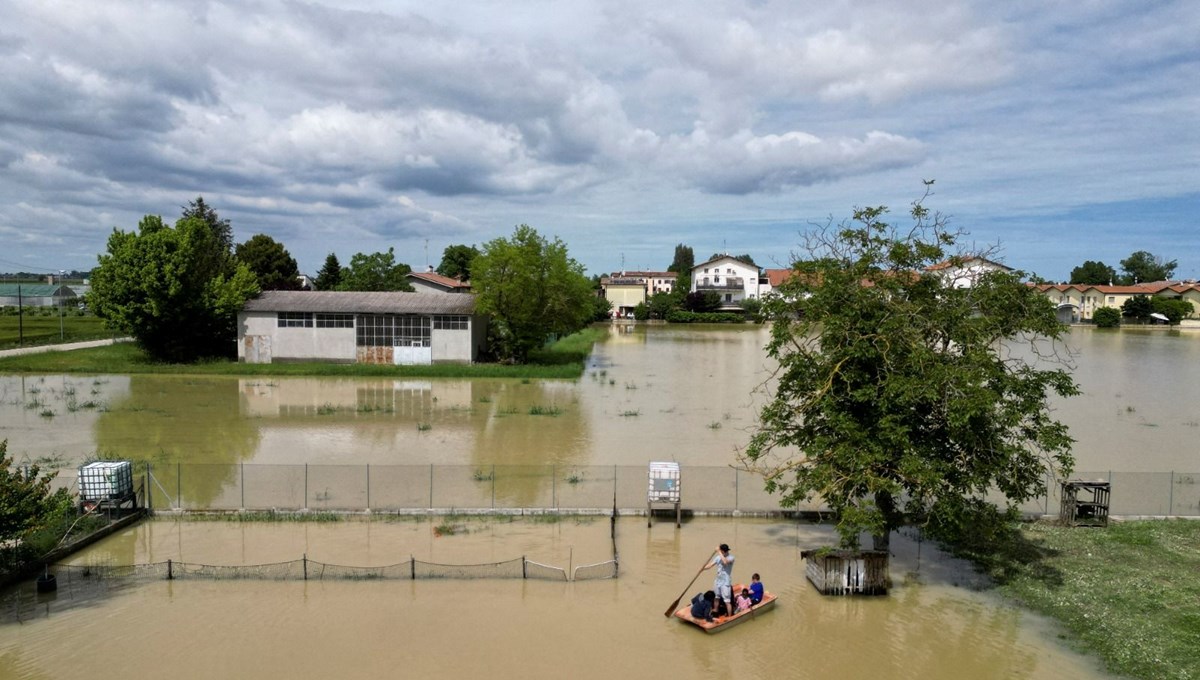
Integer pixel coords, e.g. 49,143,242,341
735,588,753,612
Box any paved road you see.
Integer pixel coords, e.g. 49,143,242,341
0,337,128,358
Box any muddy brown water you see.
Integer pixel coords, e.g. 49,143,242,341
1,517,1110,680
1,325,1197,472
0,324,1192,678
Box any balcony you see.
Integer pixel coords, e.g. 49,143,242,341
695,277,744,290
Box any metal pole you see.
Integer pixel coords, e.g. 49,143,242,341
552,464,556,509
366,464,371,511
305,464,309,509
429,464,434,508
491,464,495,508
17,284,23,346
168,559,173,580
1169,471,1174,515
147,462,153,512
177,462,181,510
240,462,245,510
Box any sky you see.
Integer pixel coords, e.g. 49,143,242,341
1,0,1197,283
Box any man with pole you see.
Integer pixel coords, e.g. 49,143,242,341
702,543,735,617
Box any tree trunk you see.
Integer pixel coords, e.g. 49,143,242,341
872,490,896,552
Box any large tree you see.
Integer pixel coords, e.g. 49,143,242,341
337,248,414,291
1069,260,1116,285
236,234,301,290
437,244,480,281
669,243,694,293
314,253,343,291
182,196,234,257
90,215,259,361
1120,251,1176,285
744,191,1078,550
471,224,594,362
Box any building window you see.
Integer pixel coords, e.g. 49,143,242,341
356,314,430,347
715,276,720,283
725,294,732,302
703,268,709,273
434,315,468,330
316,313,354,328
278,312,313,328
1107,296,1115,303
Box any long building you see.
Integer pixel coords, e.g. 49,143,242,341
1033,281,1200,322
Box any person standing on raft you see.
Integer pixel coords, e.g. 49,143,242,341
702,543,735,617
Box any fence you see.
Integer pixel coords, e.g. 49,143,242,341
48,464,1200,517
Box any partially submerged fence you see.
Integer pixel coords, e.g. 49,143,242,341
49,464,1200,517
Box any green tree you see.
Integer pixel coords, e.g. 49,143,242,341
236,234,301,291
90,215,259,362
590,294,613,322
1092,307,1121,328
0,440,64,547
684,290,720,313
1151,297,1193,324
744,192,1078,550
1069,260,1116,285
646,291,680,319
1120,251,1176,285
472,224,595,362
669,244,694,292
437,244,480,281
314,253,343,291
337,248,414,292
1121,295,1153,320
182,196,234,258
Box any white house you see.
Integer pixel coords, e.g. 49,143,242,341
238,291,486,365
690,256,762,310
925,256,1013,289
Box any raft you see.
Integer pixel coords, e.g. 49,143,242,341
673,587,776,633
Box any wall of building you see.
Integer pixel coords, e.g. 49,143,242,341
238,312,356,363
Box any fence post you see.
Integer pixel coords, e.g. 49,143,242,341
167,559,173,580
522,555,527,579
491,464,496,509
147,462,153,512
303,554,307,581
176,462,181,510
304,463,309,510
1169,471,1174,515
366,464,371,511
613,464,617,503
552,464,556,509
429,464,434,508
735,468,739,510
240,462,245,510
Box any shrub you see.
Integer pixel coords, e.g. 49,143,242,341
1093,307,1121,328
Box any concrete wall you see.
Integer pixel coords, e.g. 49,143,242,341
238,312,355,363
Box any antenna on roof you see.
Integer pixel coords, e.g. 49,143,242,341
424,238,429,270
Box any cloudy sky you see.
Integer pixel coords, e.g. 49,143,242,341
1,0,1196,282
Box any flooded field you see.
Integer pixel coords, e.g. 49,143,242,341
0,517,1112,680
0,325,1197,474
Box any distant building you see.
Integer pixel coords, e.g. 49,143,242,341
690,256,761,310
924,256,1013,289
238,291,486,365
1034,281,1200,323
0,283,78,308
407,268,472,294
599,271,677,318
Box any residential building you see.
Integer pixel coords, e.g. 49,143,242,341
238,291,486,365
1033,281,1200,322
407,268,472,294
925,256,1013,288
690,256,761,310
599,271,677,318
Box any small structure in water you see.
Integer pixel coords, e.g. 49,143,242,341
800,549,889,596
647,461,681,527
1059,480,1110,527
78,461,138,515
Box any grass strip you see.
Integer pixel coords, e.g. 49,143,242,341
0,329,603,379
960,520,1200,680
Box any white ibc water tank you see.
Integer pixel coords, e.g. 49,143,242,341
78,461,133,501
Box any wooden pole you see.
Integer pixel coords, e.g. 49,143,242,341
664,550,716,617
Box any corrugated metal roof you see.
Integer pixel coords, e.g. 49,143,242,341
243,291,476,314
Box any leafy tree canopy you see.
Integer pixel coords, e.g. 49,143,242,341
0,440,65,546
1121,295,1153,319
1151,297,1193,324
182,196,234,257
1092,307,1121,328
669,244,694,273
745,190,1078,550
314,253,343,291
337,248,414,292
1120,250,1176,285
684,290,720,313
436,244,480,281
236,234,301,291
89,214,259,362
1069,260,1116,285
471,224,594,362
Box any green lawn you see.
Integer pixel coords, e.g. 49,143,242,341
973,520,1200,680
0,313,114,349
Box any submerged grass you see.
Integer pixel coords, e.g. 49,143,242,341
0,330,599,379
957,519,1200,680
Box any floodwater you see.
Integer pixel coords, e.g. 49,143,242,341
1,324,1197,473
0,516,1112,680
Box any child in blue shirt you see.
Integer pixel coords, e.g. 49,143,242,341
749,573,764,604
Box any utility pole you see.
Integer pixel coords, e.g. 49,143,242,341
58,270,66,341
